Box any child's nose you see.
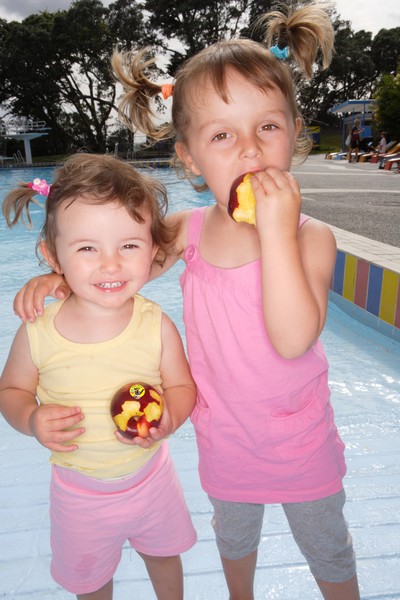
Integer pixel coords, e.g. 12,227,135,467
240,134,262,159
100,252,122,272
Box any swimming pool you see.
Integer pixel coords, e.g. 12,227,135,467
0,166,399,599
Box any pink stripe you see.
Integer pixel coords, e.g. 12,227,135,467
354,260,369,309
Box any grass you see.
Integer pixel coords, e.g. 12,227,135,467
32,155,67,164
314,129,343,154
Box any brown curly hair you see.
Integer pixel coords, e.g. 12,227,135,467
2,153,178,268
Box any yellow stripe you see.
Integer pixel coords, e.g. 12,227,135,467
343,254,357,302
379,269,399,325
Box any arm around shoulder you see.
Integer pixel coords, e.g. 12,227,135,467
13,273,70,323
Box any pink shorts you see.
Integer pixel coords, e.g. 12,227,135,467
49,442,196,595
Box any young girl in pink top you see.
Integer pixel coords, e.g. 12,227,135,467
13,2,360,599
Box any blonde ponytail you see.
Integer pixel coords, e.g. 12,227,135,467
112,48,174,142
262,1,334,79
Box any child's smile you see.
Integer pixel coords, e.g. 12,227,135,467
45,199,158,312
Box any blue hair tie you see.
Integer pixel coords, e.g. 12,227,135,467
270,45,289,61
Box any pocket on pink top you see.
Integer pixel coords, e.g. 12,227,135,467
191,394,211,450
268,392,336,462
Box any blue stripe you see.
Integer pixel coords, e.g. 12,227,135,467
366,264,383,316
333,251,346,295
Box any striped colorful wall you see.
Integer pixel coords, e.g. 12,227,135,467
330,250,400,341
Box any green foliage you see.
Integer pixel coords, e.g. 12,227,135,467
298,18,376,124
1,0,399,154
371,28,400,75
143,0,254,73
108,0,155,49
241,0,277,41
0,0,150,153
374,71,400,141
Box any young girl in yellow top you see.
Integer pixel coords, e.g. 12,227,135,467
11,2,360,599
0,153,196,600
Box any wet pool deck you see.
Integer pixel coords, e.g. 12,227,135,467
1,155,400,599
1,351,400,600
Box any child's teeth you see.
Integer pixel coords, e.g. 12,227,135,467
99,282,122,288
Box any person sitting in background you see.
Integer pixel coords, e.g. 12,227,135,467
377,132,387,154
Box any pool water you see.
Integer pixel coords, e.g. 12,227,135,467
0,166,399,599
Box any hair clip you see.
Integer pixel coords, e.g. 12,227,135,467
161,83,174,100
27,178,51,197
270,45,289,61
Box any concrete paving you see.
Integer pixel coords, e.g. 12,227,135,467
294,154,400,248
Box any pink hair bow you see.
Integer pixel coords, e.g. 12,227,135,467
27,178,51,196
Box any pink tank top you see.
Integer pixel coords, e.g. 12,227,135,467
180,207,346,503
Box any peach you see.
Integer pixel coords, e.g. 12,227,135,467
228,173,256,225
110,383,163,439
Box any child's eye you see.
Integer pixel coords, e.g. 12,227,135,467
122,244,138,250
262,124,277,131
212,132,230,142
78,246,95,252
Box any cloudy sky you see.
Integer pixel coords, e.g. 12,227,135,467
0,0,399,36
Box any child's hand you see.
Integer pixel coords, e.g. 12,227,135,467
251,168,301,239
28,404,85,452
114,401,174,448
14,274,71,323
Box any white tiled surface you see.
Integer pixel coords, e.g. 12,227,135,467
330,225,400,273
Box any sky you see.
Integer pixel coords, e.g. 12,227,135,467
0,0,399,36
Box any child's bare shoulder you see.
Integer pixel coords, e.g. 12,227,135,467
300,217,335,245
299,218,336,274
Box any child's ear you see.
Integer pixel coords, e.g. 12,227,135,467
151,244,160,263
38,241,62,274
175,141,201,176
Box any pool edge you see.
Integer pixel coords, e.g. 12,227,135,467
328,224,400,342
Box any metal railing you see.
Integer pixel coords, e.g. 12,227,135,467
13,150,25,165
0,118,48,135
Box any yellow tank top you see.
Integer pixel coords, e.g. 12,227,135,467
26,294,163,479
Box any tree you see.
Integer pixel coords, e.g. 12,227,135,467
371,28,400,76
241,0,278,41
144,0,255,74
297,15,382,125
0,0,149,153
0,13,71,153
1,0,400,154
108,0,155,49
141,1,380,126
51,0,116,152
374,70,400,141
